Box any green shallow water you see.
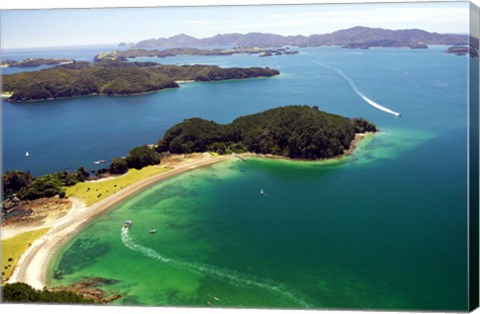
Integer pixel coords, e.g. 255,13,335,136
50,125,468,310
46,45,470,311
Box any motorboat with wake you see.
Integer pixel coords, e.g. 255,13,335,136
123,220,133,229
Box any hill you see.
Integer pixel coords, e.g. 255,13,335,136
157,105,376,160
2,62,279,102
134,26,467,49
94,47,298,62
2,58,74,68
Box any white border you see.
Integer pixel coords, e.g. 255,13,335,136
1,1,479,314
0,0,476,10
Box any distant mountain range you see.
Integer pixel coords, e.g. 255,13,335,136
133,26,468,49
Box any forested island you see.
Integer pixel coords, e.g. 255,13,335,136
2,105,375,206
1,58,73,68
2,61,279,102
94,47,298,62
157,105,376,160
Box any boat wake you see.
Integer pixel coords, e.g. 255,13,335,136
121,228,311,307
314,61,401,117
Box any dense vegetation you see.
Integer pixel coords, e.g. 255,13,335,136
157,105,376,160
2,145,160,202
2,62,279,102
2,106,374,203
125,145,160,170
2,167,89,200
2,170,34,196
2,58,73,68
2,282,93,304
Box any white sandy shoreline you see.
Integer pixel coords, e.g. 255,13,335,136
6,133,373,290
7,154,235,289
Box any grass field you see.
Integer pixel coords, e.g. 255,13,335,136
65,166,171,206
2,228,50,284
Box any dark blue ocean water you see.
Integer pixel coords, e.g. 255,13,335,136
1,45,467,176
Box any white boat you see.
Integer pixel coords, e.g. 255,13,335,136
260,188,265,196
94,159,106,165
123,220,133,229
25,151,30,158
149,229,157,234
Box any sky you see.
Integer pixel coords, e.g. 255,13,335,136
0,1,471,49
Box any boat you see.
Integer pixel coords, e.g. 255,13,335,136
260,188,265,196
94,159,106,165
149,229,157,234
25,151,30,158
123,220,133,229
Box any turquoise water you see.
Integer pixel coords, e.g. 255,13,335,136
42,47,467,311
3,45,470,310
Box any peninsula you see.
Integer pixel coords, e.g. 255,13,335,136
2,61,279,102
94,47,298,62
1,58,73,68
157,105,377,160
2,106,376,299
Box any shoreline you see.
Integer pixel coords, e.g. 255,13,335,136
3,74,279,103
6,132,373,290
241,132,373,163
2,86,180,103
7,154,235,289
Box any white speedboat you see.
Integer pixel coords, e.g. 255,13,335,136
123,220,133,229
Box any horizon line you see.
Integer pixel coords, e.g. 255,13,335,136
2,26,469,50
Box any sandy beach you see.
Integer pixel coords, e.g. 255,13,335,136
5,133,371,290
6,153,235,289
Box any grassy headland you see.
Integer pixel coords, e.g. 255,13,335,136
2,228,49,283
65,166,171,206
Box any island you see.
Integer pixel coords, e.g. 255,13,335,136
341,40,428,49
157,105,377,160
94,47,299,62
2,105,376,303
1,58,73,68
2,61,280,102
445,46,479,57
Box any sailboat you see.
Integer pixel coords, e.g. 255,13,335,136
25,151,30,158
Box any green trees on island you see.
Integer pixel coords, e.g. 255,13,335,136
2,170,34,196
2,167,90,201
157,105,376,160
2,62,279,102
2,106,375,203
2,282,93,304
108,157,129,174
2,146,161,202
126,145,160,170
